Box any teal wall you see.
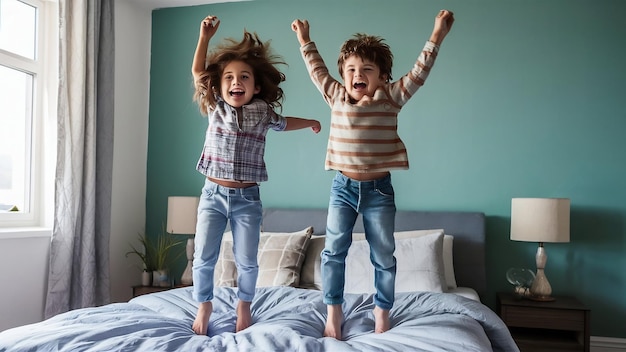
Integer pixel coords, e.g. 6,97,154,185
146,0,626,338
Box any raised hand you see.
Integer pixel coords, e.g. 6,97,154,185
200,15,220,40
430,10,454,44
291,19,311,46
436,10,454,35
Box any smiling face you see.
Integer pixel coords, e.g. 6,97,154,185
220,60,260,108
342,55,387,102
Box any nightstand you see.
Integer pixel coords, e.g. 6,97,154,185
132,285,173,297
496,292,590,352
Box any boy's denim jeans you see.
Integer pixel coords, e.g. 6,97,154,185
322,171,397,310
192,178,262,303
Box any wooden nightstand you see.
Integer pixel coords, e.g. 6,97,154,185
132,284,191,297
132,285,173,297
496,292,590,352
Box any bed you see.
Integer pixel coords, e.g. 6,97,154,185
0,208,519,352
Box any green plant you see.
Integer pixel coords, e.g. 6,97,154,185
153,224,184,270
126,233,155,271
126,224,183,271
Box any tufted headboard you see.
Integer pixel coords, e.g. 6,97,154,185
260,208,487,299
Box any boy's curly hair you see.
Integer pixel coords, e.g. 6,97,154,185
337,33,393,82
193,31,286,115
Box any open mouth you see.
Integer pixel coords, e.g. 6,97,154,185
353,82,366,90
229,89,245,97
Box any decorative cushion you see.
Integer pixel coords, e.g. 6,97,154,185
442,234,457,289
214,227,314,288
299,229,456,290
299,235,325,289
345,231,447,294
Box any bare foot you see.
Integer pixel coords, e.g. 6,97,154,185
323,304,343,339
236,300,252,332
373,306,390,334
192,301,213,335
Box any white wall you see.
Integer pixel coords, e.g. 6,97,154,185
0,231,50,331
109,0,152,304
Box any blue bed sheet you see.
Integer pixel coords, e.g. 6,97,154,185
0,286,519,351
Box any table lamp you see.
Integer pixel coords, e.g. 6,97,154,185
510,198,570,301
166,196,200,286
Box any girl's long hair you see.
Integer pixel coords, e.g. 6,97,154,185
193,31,286,115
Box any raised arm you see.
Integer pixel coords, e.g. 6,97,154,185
284,117,321,133
192,15,220,83
386,10,455,105
291,19,342,106
428,10,455,45
291,19,311,46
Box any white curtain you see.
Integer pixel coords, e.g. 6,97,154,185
45,0,115,318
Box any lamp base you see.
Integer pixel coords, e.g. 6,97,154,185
529,246,554,301
180,237,194,286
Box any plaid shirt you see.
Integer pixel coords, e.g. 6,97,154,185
196,97,287,182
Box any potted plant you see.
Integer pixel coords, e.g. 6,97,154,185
126,233,155,286
152,225,183,286
126,225,183,287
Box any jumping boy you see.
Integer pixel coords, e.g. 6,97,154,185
291,9,455,339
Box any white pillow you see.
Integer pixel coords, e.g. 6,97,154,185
299,229,457,290
345,231,446,294
353,230,457,289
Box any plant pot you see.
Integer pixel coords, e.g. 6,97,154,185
152,270,160,287
156,269,169,287
141,271,152,286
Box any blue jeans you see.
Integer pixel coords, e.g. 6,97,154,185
322,172,397,310
192,178,263,303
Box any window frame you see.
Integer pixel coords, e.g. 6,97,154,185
0,0,57,229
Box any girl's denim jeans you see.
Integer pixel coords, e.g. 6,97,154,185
192,178,262,303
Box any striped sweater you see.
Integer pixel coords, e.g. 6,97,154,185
300,41,439,173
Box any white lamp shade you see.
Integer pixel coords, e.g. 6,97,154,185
166,196,200,235
510,198,570,243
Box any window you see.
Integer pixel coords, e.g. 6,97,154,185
0,0,57,228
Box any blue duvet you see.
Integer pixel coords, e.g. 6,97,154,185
0,286,519,351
